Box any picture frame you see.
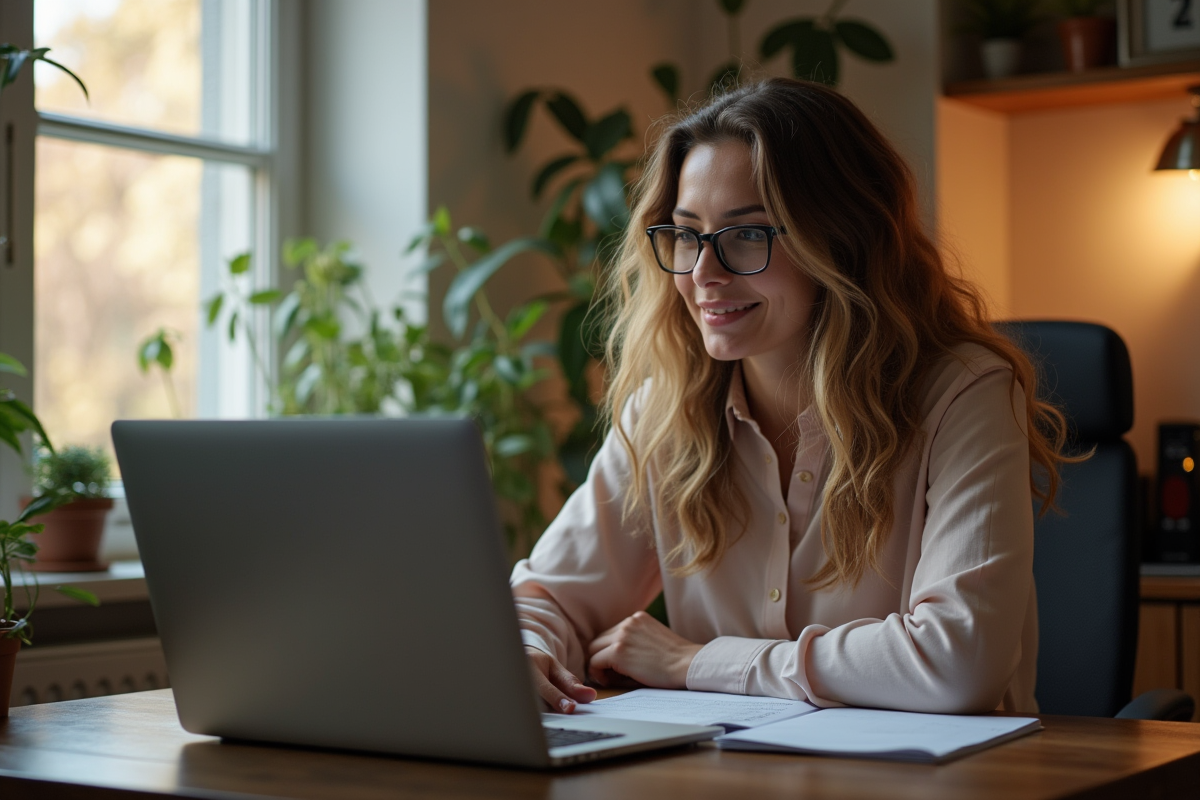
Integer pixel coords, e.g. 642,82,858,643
1118,0,1200,66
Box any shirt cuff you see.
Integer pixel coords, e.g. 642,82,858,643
685,636,775,694
791,624,844,708
520,629,554,657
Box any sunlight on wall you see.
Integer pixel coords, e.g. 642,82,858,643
938,92,1200,468
1009,97,1200,467
936,98,1010,316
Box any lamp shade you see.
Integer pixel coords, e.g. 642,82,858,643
1156,85,1200,172
1156,121,1200,171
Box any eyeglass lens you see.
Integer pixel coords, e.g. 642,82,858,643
651,227,770,274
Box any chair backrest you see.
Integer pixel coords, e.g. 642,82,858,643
996,321,1140,717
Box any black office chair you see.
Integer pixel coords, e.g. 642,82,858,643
998,321,1194,721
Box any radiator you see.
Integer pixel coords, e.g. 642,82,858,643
10,637,170,707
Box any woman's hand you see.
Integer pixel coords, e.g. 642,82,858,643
586,611,703,689
525,646,597,713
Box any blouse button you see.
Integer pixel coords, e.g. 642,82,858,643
777,511,787,525
765,454,772,464
769,588,781,603
798,470,813,483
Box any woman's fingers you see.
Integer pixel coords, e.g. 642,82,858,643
586,627,616,658
588,643,616,685
549,658,597,704
531,663,577,712
525,647,595,713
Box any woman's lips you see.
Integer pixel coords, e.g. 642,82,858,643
699,302,759,326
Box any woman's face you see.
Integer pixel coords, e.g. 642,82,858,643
672,140,818,370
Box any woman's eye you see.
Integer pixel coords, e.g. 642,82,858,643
735,228,766,242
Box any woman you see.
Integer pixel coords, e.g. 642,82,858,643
511,78,1070,716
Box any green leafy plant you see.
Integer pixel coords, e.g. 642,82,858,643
651,0,894,102
136,328,182,418
0,356,99,645
755,0,894,88
0,44,87,99
0,355,50,460
959,0,1045,39
502,91,635,486
205,212,560,556
33,445,112,502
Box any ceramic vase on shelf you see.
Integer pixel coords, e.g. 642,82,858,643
0,633,19,717
981,38,1022,79
26,497,113,572
1057,16,1116,72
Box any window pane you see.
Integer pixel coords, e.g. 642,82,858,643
34,139,253,464
34,0,258,146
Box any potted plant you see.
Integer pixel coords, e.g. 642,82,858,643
960,0,1045,79
1,355,99,716
26,445,113,572
1056,0,1115,72
201,217,559,559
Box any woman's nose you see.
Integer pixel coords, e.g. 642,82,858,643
691,244,730,287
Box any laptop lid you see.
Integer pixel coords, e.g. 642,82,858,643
113,417,554,767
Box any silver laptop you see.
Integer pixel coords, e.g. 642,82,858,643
112,418,720,768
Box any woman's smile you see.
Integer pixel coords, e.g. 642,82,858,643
697,299,761,325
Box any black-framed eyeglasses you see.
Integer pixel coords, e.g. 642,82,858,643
646,224,782,276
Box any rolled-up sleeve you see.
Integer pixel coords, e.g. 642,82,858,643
510,409,662,680
687,368,1034,713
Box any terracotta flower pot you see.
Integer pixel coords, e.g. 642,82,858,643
0,633,20,718
1057,17,1116,72
25,497,114,572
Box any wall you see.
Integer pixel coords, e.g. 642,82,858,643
936,98,1010,314
1009,99,1200,467
302,0,428,322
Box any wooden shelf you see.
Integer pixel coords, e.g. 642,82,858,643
944,60,1200,114
1142,574,1200,602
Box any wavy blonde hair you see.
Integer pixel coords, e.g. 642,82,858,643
603,78,1073,587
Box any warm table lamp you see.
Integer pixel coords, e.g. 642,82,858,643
1156,85,1200,181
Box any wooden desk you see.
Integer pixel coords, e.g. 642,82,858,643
2,691,1200,799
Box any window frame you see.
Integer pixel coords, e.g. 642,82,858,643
0,0,301,518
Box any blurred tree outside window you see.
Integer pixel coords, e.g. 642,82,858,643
32,0,273,470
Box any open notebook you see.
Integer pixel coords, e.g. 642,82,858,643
568,689,1042,764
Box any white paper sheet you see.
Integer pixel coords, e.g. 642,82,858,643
717,707,1042,763
571,688,819,730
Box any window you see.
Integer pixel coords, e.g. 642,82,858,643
30,0,285,463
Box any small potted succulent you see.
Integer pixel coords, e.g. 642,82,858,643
26,445,114,572
1056,0,1115,72
960,0,1045,79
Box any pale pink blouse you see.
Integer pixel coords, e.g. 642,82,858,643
510,343,1038,714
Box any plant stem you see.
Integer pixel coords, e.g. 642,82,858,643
823,0,851,25
241,315,276,411
160,371,181,419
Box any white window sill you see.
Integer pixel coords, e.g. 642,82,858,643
4,560,147,608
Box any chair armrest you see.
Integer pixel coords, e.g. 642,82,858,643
1115,689,1196,721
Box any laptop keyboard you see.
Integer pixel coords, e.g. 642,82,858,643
544,726,625,749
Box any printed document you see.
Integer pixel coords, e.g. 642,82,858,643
571,688,818,731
